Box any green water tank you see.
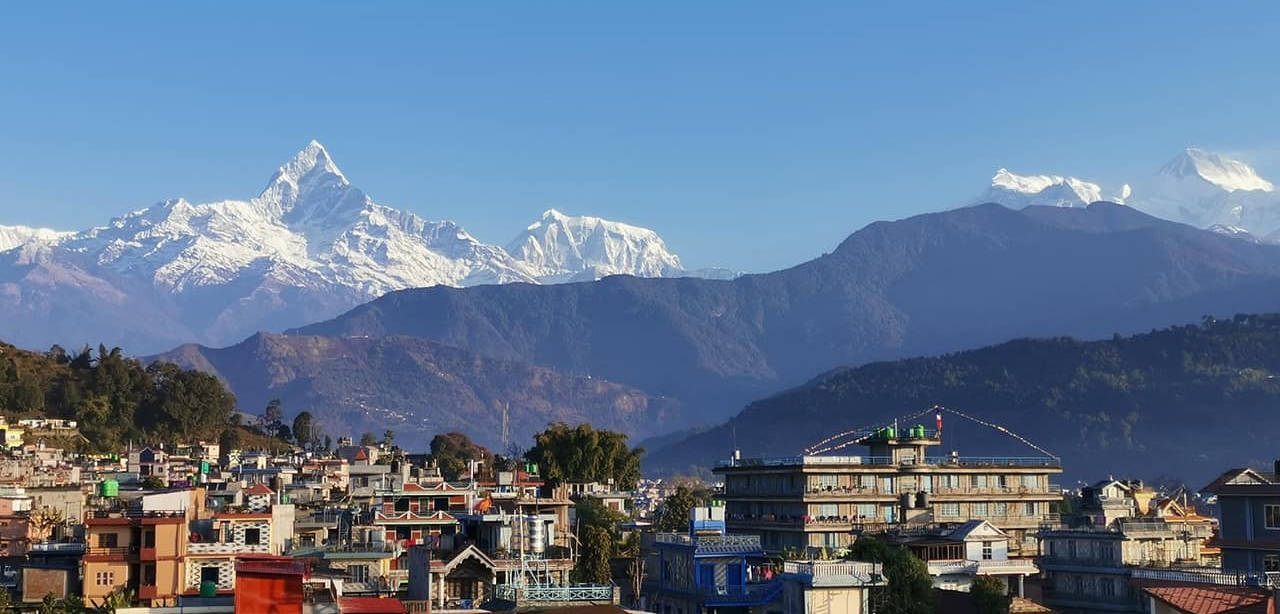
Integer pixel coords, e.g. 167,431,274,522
200,461,210,474
99,479,119,497
200,580,217,598
885,427,896,438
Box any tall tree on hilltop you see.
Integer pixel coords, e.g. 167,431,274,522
525,422,644,490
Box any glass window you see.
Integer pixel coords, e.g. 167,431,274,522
993,502,1007,516
1024,502,1036,516
858,475,876,490
1100,578,1115,597
1022,475,1039,489
1266,505,1280,529
940,503,960,517
1266,555,1280,572
982,541,993,560
972,503,988,517
244,528,261,545
856,503,877,519
882,477,894,494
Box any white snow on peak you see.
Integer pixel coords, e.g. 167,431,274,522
0,225,71,252
981,168,1127,208
1158,148,1275,193
507,209,685,283
0,141,721,350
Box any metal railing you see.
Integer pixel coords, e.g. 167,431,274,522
655,533,761,548
493,584,616,603
782,561,881,578
1130,568,1277,587
721,455,1060,468
699,580,782,605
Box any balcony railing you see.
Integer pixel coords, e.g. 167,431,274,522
699,580,783,605
720,455,1061,469
782,561,882,579
655,533,761,548
187,542,270,555
493,584,616,603
86,546,133,556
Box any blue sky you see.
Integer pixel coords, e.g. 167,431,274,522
1,2,1277,272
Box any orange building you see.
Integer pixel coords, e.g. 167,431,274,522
81,488,204,607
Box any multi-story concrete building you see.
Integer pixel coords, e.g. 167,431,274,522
81,489,203,607
715,427,1062,555
1202,465,1280,572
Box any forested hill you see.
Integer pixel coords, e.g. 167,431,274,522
0,341,236,450
650,314,1280,485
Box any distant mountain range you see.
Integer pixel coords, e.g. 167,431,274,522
265,202,1280,452
0,142,726,353
649,314,1280,486
982,148,1280,241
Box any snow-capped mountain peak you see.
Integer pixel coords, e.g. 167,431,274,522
507,209,685,282
981,168,1127,208
1157,148,1275,193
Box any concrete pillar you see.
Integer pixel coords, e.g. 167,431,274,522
1016,575,1025,598
437,573,446,608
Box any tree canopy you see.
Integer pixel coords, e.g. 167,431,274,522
0,342,236,452
429,432,495,481
846,536,934,614
525,422,644,490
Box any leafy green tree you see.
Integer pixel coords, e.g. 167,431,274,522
141,475,166,490
263,399,283,427
655,486,706,533
846,536,934,614
429,432,493,481
0,587,15,614
360,432,378,447
526,422,644,490
972,575,1011,614
292,411,314,447
575,525,614,584
383,429,395,448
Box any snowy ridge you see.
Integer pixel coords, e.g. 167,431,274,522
0,141,719,352
507,209,685,283
0,225,71,252
978,148,1280,242
981,168,1129,208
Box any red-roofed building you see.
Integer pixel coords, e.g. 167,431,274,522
339,596,409,614
235,557,307,614
1142,585,1274,614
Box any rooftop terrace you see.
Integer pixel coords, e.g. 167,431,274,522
717,455,1061,469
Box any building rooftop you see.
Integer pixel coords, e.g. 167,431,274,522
1141,585,1272,614
716,454,1061,469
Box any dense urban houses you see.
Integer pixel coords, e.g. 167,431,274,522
714,427,1063,554
1202,464,1280,572
1039,477,1221,612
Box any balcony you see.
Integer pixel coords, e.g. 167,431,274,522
720,455,1061,469
699,580,783,606
782,561,884,586
655,533,761,548
187,542,270,555
493,583,617,605
926,559,1039,577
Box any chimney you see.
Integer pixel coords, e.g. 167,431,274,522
1273,459,1280,478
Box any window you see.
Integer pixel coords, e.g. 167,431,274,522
394,498,410,512
982,541,993,560
349,564,370,582
858,475,876,490
997,475,1008,489
882,477,894,494
98,533,118,548
95,571,115,586
1100,578,1115,597
972,503,988,517
244,528,261,545
856,503,877,519
940,503,960,518
201,566,220,584
993,502,1007,517
1266,505,1280,529
1024,502,1037,516
1022,475,1039,489
1266,555,1280,572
